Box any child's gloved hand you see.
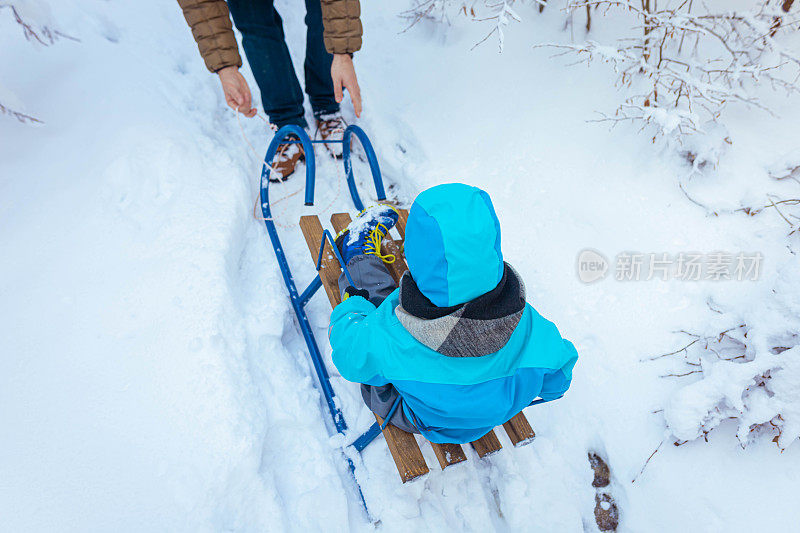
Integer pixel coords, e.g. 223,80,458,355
343,286,370,301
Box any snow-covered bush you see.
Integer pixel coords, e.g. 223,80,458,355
542,0,800,139
655,324,800,450
0,0,72,123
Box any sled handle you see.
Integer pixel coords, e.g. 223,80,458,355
261,124,387,213
260,124,317,209
342,125,387,212
316,229,355,287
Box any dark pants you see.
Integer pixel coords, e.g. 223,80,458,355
227,0,340,128
337,255,419,433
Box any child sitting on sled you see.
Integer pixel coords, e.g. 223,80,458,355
329,183,578,444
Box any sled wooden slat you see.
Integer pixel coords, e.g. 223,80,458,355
329,213,352,241
302,213,429,483
431,442,468,470
330,212,467,471
299,215,342,308
374,414,430,482
381,236,406,284
503,412,536,447
384,217,409,282
471,429,503,458
396,208,409,239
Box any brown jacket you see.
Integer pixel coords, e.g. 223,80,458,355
320,0,362,55
177,0,362,73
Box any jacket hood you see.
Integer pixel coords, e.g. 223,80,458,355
404,183,504,307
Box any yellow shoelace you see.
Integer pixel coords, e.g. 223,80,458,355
364,223,396,264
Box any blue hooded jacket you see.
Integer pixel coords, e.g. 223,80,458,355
329,184,578,444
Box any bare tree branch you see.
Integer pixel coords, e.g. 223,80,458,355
0,101,43,124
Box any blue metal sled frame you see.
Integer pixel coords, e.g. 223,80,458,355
258,124,388,517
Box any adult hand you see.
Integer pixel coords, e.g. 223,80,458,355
217,66,256,117
331,54,362,117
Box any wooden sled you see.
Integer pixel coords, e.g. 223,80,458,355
300,208,536,483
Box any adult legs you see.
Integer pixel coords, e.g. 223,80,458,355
303,0,340,118
227,0,307,127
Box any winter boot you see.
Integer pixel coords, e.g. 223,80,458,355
270,133,305,183
315,113,347,158
335,204,400,265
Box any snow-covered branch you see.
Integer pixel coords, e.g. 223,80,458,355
655,325,800,450
470,1,522,52
0,1,74,45
540,0,800,139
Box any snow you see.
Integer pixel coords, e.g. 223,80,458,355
0,81,25,111
2,0,799,532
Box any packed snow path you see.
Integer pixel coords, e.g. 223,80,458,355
2,1,799,531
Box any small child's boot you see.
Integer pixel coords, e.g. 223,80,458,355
335,204,400,265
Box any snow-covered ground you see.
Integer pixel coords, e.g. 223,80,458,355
2,1,798,531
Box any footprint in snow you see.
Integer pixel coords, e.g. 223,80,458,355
588,452,620,531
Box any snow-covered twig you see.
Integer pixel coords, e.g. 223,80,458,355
736,196,800,235
470,1,522,52
399,0,458,32
0,2,77,45
1,1,79,125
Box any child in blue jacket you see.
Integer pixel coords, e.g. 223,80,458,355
330,183,578,444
